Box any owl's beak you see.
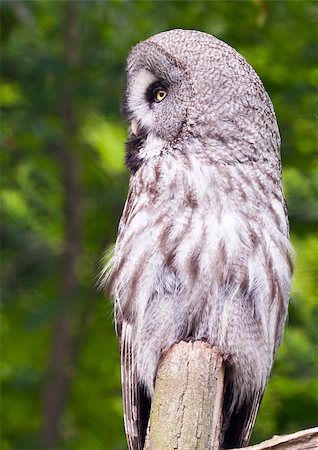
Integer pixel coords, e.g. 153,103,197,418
130,119,138,136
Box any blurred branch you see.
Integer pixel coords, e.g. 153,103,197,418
232,427,318,450
10,0,36,28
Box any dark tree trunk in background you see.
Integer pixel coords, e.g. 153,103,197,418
41,3,80,448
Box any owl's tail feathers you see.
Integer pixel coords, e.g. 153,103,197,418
222,382,263,449
121,321,151,450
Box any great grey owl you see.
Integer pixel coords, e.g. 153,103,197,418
102,29,293,449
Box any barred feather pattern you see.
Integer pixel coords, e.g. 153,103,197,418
102,29,293,449
111,151,292,397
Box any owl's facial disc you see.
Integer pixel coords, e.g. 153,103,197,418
124,69,170,172
124,47,191,172
129,81,168,135
125,69,169,131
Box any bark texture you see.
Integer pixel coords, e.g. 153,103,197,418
144,340,317,450
144,341,224,450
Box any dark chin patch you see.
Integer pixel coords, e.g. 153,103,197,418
125,127,148,173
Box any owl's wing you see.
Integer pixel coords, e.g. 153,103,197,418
117,180,136,241
120,321,151,450
222,386,263,448
112,180,150,449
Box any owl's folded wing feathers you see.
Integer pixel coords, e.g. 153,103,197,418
120,321,150,450
222,383,263,448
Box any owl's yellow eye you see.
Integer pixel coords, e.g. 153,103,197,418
153,87,167,102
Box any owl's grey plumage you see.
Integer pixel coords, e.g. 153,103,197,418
102,29,293,449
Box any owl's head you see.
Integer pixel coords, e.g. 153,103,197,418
124,29,280,172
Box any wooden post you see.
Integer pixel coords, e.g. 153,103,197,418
144,340,224,450
143,339,318,450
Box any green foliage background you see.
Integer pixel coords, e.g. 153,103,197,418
1,1,317,449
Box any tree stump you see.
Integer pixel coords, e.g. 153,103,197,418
144,340,225,450
143,340,318,450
